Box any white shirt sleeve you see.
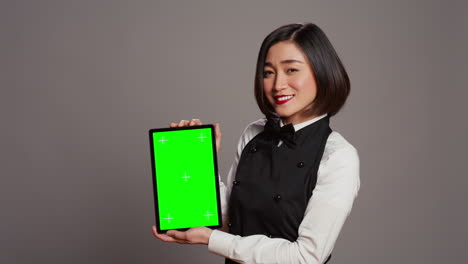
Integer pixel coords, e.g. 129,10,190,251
210,121,360,264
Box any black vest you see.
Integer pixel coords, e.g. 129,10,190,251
226,116,332,264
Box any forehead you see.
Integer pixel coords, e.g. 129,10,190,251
265,41,307,63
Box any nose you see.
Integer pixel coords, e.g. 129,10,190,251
273,72,287,91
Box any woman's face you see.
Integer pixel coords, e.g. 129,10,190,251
263,41,318,125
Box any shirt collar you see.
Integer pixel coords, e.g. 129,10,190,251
279,113,328,132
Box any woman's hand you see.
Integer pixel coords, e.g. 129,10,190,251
151,226,213,245
169,119,222,153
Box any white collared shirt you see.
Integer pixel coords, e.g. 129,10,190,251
208,116,360,264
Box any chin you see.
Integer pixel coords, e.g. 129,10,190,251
275,113,295,122
274,108,294,118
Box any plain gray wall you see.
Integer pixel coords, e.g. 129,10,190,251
1,0,467,263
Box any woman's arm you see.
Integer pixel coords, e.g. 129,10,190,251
208,142,360,264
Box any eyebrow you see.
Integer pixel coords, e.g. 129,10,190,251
264,59,304,66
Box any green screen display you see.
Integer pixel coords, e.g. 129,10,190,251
150,126,221,231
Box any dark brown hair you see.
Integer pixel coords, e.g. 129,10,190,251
254,23,350,118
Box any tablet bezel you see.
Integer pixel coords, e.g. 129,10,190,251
149,124,222,234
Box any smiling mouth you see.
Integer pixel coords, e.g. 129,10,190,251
274,95,294,105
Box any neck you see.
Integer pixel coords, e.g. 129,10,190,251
280,114,319,126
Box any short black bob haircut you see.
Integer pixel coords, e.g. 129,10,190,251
254,23,350,118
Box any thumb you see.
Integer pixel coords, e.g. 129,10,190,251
215,123,222,138
214,123,221,151
167,230,188,240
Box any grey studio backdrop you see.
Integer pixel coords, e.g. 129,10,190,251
1,0,467,263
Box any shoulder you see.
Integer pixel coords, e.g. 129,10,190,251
235,118,267,153
316,131,360,210
242,118,267,137
322,131,359,165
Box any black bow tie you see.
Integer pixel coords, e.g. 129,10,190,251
264,118,296,148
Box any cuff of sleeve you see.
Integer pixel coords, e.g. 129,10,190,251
208,229,235,258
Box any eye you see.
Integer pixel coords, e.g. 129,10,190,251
263,70,274,78
287,68,299,73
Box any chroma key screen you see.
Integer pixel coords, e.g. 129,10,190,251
149,126,221,232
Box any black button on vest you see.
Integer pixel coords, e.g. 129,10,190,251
273,194,282,201
225,116,332,264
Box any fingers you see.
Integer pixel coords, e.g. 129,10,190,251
151,226,191,244
167,230,188,241
189,119,202,126
152,226,177,242
178,120,189,126
153,227,211,245
169,119,202,128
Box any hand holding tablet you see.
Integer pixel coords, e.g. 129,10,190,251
170,119,222,153
149,120,223,234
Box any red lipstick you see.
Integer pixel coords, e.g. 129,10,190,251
274,95,294,105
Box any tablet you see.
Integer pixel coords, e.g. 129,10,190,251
149,124,222,233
